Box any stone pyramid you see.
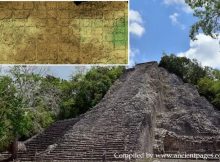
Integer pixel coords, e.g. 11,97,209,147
14,62,220,161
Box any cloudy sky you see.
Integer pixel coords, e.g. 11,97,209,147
129,0,220,68
25,0,220,80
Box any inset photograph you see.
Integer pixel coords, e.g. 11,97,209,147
0,1,128,64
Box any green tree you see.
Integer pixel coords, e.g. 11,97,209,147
8,67,60,133
0,66,61,160
185,0,220,40
159,54,190,79
0,65,124,160
58,66,124,119
160,54,220,110
184,59,207,84
198,77,220,108
210,81,220,107
0,76,32,159
197,77,215,101
213,69,220,80
159,54,206,84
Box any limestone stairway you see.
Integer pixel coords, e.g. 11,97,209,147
18,118,80,161
14,62,220,161
17,62,159,161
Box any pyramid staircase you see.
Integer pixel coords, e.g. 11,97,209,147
1,62,219,162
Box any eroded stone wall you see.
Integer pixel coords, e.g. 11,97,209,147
154,66,220,155
0,1,128,64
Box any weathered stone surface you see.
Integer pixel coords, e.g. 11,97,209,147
16,118,80,161
0,1,128,64
154,67,220,155
1,62,219,161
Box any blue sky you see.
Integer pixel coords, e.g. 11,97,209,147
1,1,218,80
130,0,195,63
129,0,219,68
36,0,220,79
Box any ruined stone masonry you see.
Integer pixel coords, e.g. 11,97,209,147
1,62,219,161
0,2,128,64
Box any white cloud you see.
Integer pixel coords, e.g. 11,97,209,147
129,10,145,37
129,10,143,24
182,5,193,14
129,22,145,37
178,34,220,68
163,0,193,13
169,12,179,24
129,48,139,67
164,0,184,5
169,12,185,30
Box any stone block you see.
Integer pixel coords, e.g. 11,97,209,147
14,45,27,61
35,18,47,27
58,10,70,19
0,45,14,61
0,2,9,9
47,10,57,18
23,2,34,10
34,2,46,10
47,44,58,60
24,44,36,61
44,27,58,35
37,10,47,19
58,19,70,27
57,2,70,10
12,2,24,10
46,18,57,27
0,9,12,19
36,43,49,61
14,10,30,19
46,2,57,10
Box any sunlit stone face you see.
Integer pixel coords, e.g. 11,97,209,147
0,2,128,64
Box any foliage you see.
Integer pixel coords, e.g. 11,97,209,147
0,76,31,151
185,0,220,40
0,66,124,152
159,54,206,84
198,77,220,108
58,66,125,119
159,54,220,110
0,67,61,152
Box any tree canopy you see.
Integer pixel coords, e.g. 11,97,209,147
159,54,207,84
58,66,125,119
0,67,60,152
0,76,31,151
159,54,220,110
0,66,124,154
185,0,220,40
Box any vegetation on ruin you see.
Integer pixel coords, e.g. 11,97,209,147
0,66,124,152
159,54,220,110
58,66,125,119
